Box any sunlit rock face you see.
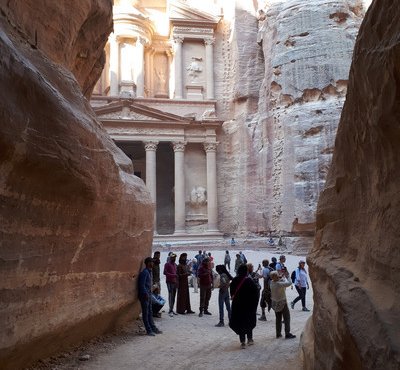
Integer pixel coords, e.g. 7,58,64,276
0,1,153,369
216,0,365,239
302,1,400,368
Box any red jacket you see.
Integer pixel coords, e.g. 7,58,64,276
163,261,177,284
197,263,213,287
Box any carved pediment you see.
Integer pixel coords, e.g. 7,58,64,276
169,1,220,28
94,100,188,122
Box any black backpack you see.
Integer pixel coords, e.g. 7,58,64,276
291,269,297,284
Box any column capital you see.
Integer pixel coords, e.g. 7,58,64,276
172,141,186,152
204,142,217,152
144,141,159,151
204,37,215,46
173,35,184,44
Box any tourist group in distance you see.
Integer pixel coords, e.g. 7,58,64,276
138,248,310,349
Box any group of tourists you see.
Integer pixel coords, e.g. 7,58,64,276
138,250,311,348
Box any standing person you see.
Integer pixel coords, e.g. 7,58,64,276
224,250,231,271
215,265,233,327
276,255,287,275
195,250,203,264
239,251,247,264
176,253,195,314
163,253,178,317
290,260,310,312
247,263,262,291
229,264,259,349
208,252,215,269
269,257,277,270
234,254,243,275
152,251,161,292
138,257,163,336
270,271,296,339
198,258,213,317
259,259,272,321
191,258,199,293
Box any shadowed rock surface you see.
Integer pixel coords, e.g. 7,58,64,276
0,1,153,369
302,0,400,368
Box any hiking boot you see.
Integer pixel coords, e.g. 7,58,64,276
241,342,246,349
290,301,295,309
215,321,224,327
258,315,267,321
285,333,296,339
204,310,212,315
302,307,310,312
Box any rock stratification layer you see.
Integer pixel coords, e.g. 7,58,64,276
216,0,365,238
0,1,153,369
302,0,400,368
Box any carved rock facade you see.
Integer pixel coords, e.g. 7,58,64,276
302,1,400,368
0,1,153,369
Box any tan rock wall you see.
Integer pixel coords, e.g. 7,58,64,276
215,0,365,237
0,2,153,369
302,0,400,368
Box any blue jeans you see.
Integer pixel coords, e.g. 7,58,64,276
140,296,156,334
218,289,231,322
166,282,177,312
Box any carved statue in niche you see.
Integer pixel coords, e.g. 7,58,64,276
120,41,134,81
186,57,203,83
154,54,168,97
190,186,207,207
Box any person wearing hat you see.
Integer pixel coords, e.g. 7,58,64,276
138,257,163,336
197,257,213,316
276,255,289,278
290,260,310,312
163,253,178,317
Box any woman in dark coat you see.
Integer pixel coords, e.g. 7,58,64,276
229,264,259,348
176,253,195,314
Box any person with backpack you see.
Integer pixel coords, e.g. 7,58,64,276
290,260,310,312
259,259,272,321
215,265,233,327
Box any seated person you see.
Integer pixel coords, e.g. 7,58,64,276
151,285,166,318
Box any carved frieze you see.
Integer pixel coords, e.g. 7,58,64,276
204,142,217,152
98,112,158,120
144,141,159,151
172,142,186,152
173,27,213,35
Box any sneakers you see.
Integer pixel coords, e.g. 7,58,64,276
285,333,296,339
187,310,195,314
258,315,267,321
302,307,310,312
276,334,282,338
204,310,212,315
290,301,295,309
215,322,224,327
241,342,246,349
147,332,156,336
247,339,254,346
199,312,203,317
153,328,162,334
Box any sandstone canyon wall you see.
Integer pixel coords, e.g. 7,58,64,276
302,0,400,368
0,1,153,369
215,0,366,240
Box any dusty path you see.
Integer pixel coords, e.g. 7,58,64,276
35,250,312,370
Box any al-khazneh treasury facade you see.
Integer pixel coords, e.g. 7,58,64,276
91,0,224,240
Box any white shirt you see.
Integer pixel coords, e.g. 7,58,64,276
295,268,308,288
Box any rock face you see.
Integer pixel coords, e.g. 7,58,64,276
216,0,365,237
302,1,400,368
0,1,153,369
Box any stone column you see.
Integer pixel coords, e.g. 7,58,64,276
204,142,218,231
145,141,158,233
173,142,186,234
204,37,215,100
109,34,119,96
173,36,184,99
135,37,145,98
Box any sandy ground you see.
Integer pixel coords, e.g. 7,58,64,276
31,250,313,370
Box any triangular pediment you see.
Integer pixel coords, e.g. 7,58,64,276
94,100,189,122
169,1,220,26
